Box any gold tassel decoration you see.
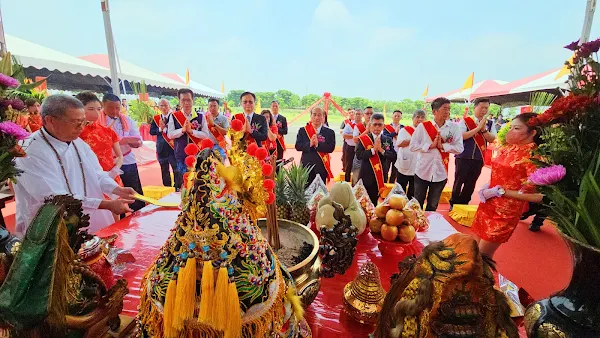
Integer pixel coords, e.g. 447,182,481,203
47,220,75,329
198,261,215,324
213,267,230,331
223,281,242,338
174,257,197,329
285,286,305,321
163,278,178,338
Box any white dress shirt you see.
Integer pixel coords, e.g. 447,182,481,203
458,116,480,133
342,121,356,146
167,111,209,140
14,129,118,237
409,120,464,182
107,115,141,165
395,127,417,176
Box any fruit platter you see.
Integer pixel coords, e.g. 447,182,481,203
369,192,429,255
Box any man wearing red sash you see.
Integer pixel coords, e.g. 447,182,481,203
409,98,463,211
167,89,210,177
394,109,425,199
355,113,397,204
205,98,229,160
150,99,180,190
350,107,372,185
341,109,361,182
235,92,268,149
295,107,336,187
450,98,496,209
271,100,288,163
383,110,404,183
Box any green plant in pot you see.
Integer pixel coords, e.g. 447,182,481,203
129,81,155,124
523,38,600,337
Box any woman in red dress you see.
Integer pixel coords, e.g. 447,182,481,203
25,98,42,132
261,109,278,156
75,92,124,221
471,113,544,258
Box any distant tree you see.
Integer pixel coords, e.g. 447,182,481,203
256,92,276,106
169,97,179,108
226,90,245,106
301,94,320,107
194,97,207,109
275,89,295,108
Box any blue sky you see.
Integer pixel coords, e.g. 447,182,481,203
2,0,598,100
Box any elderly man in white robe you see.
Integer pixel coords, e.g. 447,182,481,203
14,94,136,238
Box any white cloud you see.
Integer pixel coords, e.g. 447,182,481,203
313,0,353,25
370,27,415,49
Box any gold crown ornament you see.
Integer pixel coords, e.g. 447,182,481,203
343,261,386,325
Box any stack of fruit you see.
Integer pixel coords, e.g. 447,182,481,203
369,194,421,243
352,180,376,221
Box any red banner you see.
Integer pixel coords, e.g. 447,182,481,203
423,121,449,173
404,126,415,136
384,124,396,134
356,123,366,134
304,123,333,180
358,134,385,192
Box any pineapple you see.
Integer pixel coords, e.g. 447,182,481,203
286,163,311,225
275,166,290,220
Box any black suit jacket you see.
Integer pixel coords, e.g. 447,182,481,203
295,125,336,179
242,113,268,147
355,133,396,186
149,114,174,157
275,114,288,156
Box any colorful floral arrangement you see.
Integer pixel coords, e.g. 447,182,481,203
0,52,46,184
527,38,600,248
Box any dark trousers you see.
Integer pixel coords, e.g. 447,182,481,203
120,163,145,213
523,202,547,226
342,142,347,172
450,158,484,206
365,181,379,206
385,158,398,183
343,144,355,182
396,173,415,199
158,153,180,189
414,175,447,211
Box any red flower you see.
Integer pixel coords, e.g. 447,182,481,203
564,39,580,51
185,155,196,168
263,179,275,190
266,191,275,204
200,138,214,150
531,95,596,126
255,147,268,160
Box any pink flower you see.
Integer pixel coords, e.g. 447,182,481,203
0,74,19,88
0,121,29,140
317,135,325,142
564,39,580,51
528,165,567,186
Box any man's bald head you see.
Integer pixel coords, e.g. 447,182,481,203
158,99,170,114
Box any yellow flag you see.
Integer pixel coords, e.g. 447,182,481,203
422,85,429,97
185,68,190,85
255,97,262,114
221,80,225,93
461,72,474,91
555,54,575,80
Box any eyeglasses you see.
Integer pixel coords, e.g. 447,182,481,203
371,122,384,127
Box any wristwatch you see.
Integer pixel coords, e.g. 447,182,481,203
498,187,506,196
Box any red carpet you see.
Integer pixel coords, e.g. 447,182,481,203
1,149,572,300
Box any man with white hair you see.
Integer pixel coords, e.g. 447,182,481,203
150,98,180,189
14,94,136,237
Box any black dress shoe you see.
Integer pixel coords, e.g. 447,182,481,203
529,222,543,232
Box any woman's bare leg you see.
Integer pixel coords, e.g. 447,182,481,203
478,240,501,258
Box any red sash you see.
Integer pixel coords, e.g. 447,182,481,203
173,111,203,145
356,123,366,134
404,126,415,136
464,116,487,154
234,113,256,144
304,123,333,180
422,121,449,173
358,134,386,192
384,124,396,134
207,116,226,148
344,119,356,129
267,125,278,151
152,114,174,149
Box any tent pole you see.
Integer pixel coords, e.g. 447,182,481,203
101,0,121,96
581,0,597,44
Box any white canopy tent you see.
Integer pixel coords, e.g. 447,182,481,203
161,73,224,99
